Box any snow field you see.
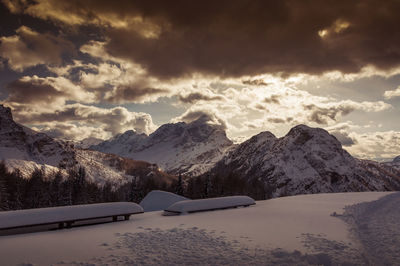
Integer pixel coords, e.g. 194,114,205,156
340,192,400,265
0,192,394,265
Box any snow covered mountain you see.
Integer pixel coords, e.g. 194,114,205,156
209,125,400,197
0,105,173,185
92,117,233,176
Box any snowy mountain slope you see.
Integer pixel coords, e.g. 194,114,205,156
74,149,175,186
74,137,103,149
209,125,400,197
0,105,174,185
92,117,233,176
0,105,77,174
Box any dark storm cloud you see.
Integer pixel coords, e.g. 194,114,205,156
242,79,269,86
176,109,227,130
264,94,281,104
104,85,168,103
5,75,94,106
0,26,75,71
6,76,66,104
178,92,224,104
5,0,399,78
331,130,357,147
303,104,355,124
15,104,156,135
267,117,286,124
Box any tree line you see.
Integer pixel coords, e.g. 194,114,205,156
0,161,270,211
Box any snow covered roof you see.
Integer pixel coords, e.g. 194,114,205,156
0,202,143,229
164,195,255,215
139,190,189,212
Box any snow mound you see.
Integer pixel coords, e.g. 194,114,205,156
340,192,400,265
139,190,189,212
0,202,143,229
164,196,255,215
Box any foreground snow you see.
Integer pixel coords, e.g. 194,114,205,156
339,192,400,265
0,192,396,265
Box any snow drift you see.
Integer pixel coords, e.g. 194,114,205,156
0,192,395,265
139,190,189,212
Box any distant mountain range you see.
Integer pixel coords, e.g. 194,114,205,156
1,104,399,196
0,105,174,186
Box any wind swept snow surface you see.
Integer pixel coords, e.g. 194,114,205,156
340,192,400,265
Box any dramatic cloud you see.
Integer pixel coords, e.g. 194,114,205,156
5,0,400,78
222,83,391,129
6,75,95,108
178,91,224,104
78,42,171,103
303,104,355,124
172,108,228,130
14,104,157,140
345,131,400,160
104,86,167,103
327,123,359,147
242,79,269,86
263,94,281,104
35,122,108,141
1,1,399,161
0,26,74,71
384,85,400,99
267,118,286,124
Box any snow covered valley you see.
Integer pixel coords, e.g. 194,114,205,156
0,191,398,265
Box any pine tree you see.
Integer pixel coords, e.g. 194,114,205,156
0,162,9,211
72,166,88,204
175,174,184,196
129,177,143,203
203,174,212,198
24,168,46,209
49,170,64,206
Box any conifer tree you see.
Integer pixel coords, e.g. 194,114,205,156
0,162,9,210
175,174,184,196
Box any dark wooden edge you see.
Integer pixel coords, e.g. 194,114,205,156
0,211,144,231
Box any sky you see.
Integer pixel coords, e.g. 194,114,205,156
0,0,399,161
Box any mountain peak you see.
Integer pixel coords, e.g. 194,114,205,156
285,124,342,148
0,104,13,121
393,156,400,163
93,118,233,176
